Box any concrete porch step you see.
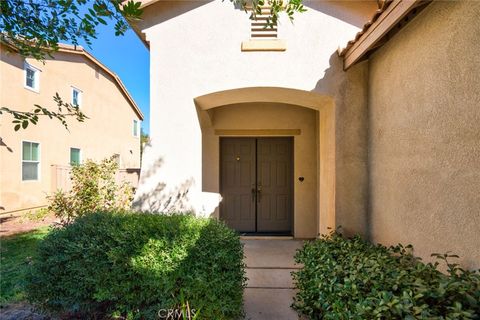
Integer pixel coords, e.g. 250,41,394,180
246,268,297,289
243,288,299,320
242,239,305,320
242,239,304,269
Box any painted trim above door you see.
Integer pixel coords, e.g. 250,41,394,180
215,129,301,136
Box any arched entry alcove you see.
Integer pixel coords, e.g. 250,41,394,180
194,87,335,238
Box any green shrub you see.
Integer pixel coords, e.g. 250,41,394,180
47,157,133,225
293,231,480,319
26,212,246,319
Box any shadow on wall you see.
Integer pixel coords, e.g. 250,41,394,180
0,137,13,153
132,174,194,213
133,141,195,213
311,52,370,239
312,52,345,95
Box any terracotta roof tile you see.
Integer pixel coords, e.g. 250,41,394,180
338,0,394,57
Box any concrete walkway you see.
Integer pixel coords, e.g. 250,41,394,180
242,239,304,320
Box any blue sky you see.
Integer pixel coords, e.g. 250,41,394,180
78,23,150,134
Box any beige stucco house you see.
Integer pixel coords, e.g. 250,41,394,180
132,0,479,268
0,43,144,214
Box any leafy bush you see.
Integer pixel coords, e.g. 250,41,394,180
47,157,133,225
293,231,480,319
26,212,246,319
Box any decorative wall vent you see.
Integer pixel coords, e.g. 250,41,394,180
250,6,278,39
241,4,286,52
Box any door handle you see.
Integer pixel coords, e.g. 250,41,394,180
257,183,262,202
251,185,256,202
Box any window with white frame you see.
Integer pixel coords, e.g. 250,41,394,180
72,87,82,107
70,147,81,165
22,141,40,181
133,119,140,137
24,63,40,91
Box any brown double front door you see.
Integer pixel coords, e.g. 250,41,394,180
220,137,293,234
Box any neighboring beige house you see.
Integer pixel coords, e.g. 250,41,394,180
132,0,479,268
0,43,144,214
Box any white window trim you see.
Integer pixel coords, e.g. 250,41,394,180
133,119,140,138
71,86,83,107
70,147,82,165
24,62,41,93
21,140,41,182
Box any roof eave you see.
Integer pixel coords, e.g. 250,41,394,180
1,40,144,120
339,0,432,70
57,45,144,120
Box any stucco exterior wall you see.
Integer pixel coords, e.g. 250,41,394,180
314,56,370,237
135,0,374,236
0,47,142,213
368,1,480,268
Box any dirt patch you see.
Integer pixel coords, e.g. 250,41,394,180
0,212,58,237
0,303,50,320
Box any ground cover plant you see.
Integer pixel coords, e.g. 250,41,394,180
293,231,480,319
26,211,246,319
0,227,50,304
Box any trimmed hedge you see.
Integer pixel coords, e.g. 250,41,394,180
293,232,480,319
27,212,246,319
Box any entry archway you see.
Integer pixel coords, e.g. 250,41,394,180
194,87,335,237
